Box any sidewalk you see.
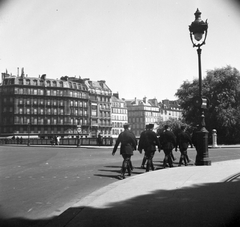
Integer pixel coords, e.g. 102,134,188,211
45,159,240,227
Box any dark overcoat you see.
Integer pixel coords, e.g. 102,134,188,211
159,130,176,150
113,129,137,155
139,130,160,153
177,131,192,151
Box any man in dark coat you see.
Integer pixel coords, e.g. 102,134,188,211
138,124,160,172
176,126,193,166
159,125,176,168
112,123,137,179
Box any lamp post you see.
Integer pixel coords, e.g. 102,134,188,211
189,9,211,165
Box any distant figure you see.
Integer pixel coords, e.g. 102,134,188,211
176,126,193,166
51,136,56,146
16,137,20,144
112,123,137,179
159,125,176,168
20,137,23,144
56,136,60,145
97,133,103,146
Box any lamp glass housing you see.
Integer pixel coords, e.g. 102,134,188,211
194,32,203,41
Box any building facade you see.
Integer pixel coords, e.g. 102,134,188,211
160,99,182,121
84,79,112,138
0,70,182,139
0,72,90,138
111,93,128,138
126,97,161,137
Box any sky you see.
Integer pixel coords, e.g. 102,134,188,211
0,0,240,101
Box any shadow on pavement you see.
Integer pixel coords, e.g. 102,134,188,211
94,173,120,180
1,180,240,227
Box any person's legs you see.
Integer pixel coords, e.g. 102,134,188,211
141,154,147,168
163,150,168,168
167,149,173,167
121,154,132,178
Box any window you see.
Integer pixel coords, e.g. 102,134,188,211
39,89,44,95
52,90,56,96
59,109,64,115
46,81,51,87
53,81,57,87
91,106,97,116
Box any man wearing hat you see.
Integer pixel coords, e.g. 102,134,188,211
138,123,161,172
176,125,193,166
112,123,137,179
159,125,176,168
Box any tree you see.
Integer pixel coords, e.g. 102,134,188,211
175,65,240,144
156,118,190,136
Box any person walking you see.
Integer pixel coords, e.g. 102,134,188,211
97,132,103,146
176,126,193,166
112,123,137,179
159,125,176,168
138,124,149,169
138,124,161,172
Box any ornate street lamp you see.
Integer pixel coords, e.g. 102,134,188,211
189,9,211,165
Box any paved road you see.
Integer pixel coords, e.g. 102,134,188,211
0,145,239,222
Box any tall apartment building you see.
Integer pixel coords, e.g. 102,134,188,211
84,79,112,137
0,72,90,138
160,99,182,121
111,93,128,138
126,97,160,137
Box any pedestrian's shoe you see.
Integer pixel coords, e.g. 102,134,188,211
119,174,125,180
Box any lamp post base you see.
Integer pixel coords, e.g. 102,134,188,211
195,128,211,166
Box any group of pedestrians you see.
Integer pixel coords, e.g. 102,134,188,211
112,123,193,179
